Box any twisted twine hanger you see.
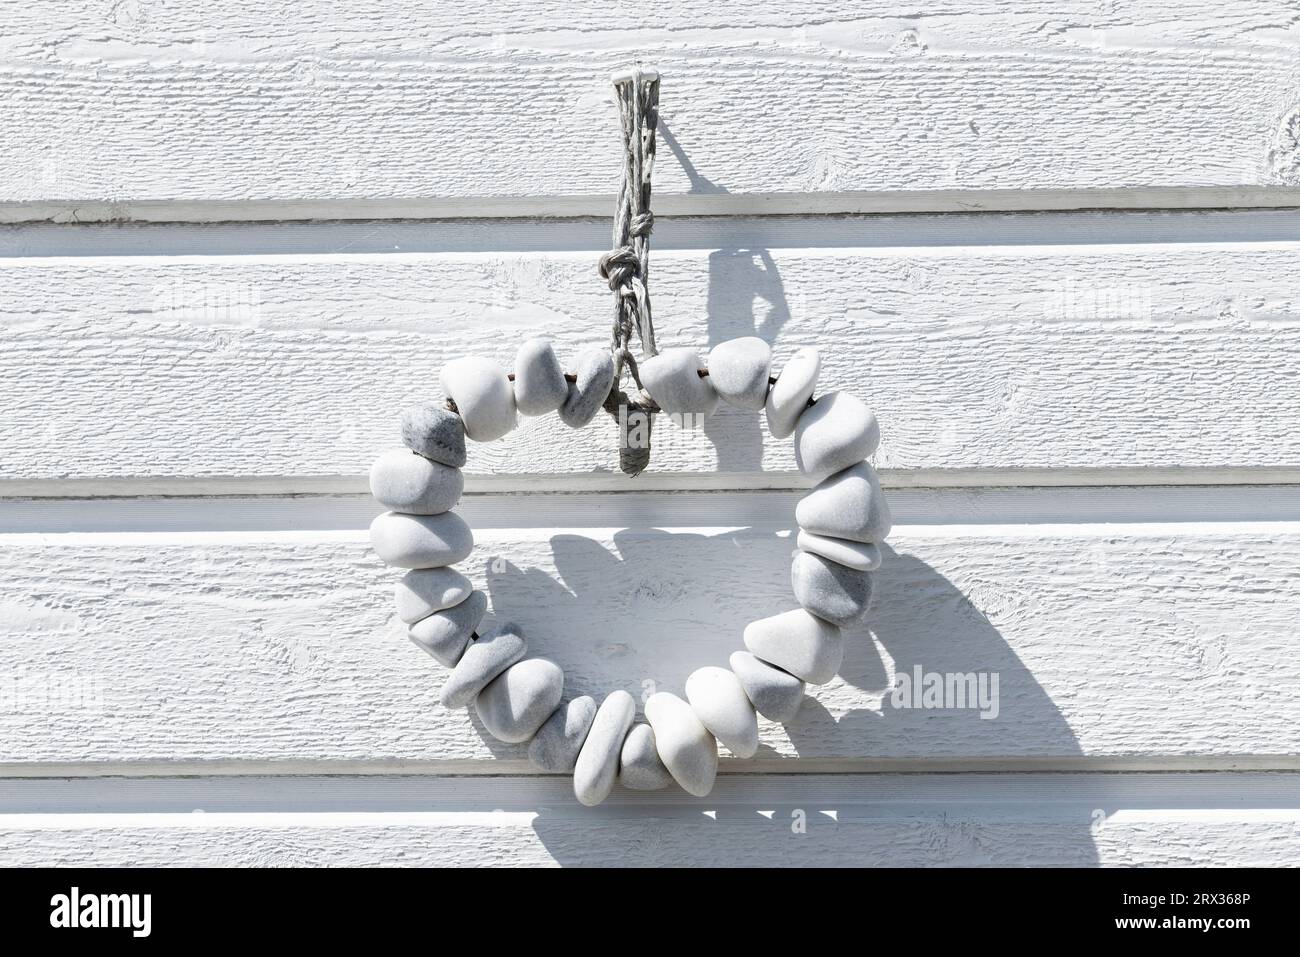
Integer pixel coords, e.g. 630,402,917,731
600,66,662,475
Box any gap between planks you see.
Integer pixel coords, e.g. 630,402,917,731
5,187,1300,226
3,484,1300,535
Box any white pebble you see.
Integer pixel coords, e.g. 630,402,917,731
638,347,718,425
796,530,883,571
644,692,718,797
619,724,674,791
793,391,880,480
394,566,473,624
765,347,820,439
684,666,759,758
707,337,772,411
369,449,463,515
474,657,564,744
573,690,636,807
369,511,473,569
440,356,517,442
408,590,486,667
743,609,843,685
796,461,892,543
514,338,568,416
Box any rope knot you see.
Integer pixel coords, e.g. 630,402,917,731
597,246,639,291
629,211,654,237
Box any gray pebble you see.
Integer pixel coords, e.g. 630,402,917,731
793,391,880,480
514,338,569,416
528,695,598,772
399,404,467,468
743,609,843,685
573,690,635,807
408,589,487,667
439,622,526,709
369,511,473,569
729,651,805,724
619,724,674,791
795,461,892,543
644,692,718,797
638,347,718,424
765,347,820,439
440,356,517,442
475,657,565,744
394,566,473,624
796,530,883,571
559,346,616,428
369,449,463,515
707,337,772,411
791,550,875,626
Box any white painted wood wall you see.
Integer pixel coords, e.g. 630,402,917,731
1,2,1298,866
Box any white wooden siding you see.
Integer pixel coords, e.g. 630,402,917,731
1,2,1297,866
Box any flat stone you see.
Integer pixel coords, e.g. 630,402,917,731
440,356,517,442
439,623,526,709
619,724,673,791
707,337,771,411
684,666,759,758
559,346,616,428
638,347,718,425
743,609,843,685
408,589,487,666
514,338,568,416
528,696,598,773
394,566,473,624
793,391,880,480
795,461,892,543
369,449,464,515
729,651,805,724
765,347,820,439
369,511,473,569
791,550,875,626
399,404,467,468
796,530,883,571
644,692,718,797
573,690,636,807
475,657,565,744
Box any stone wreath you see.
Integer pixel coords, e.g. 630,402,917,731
368,338,892,805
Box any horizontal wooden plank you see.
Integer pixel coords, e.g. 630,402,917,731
1,211,1298,486
4,2,1300,212
1,774,1296,866
1,494,1296,769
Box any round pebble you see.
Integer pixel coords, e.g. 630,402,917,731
729,651,805,723
369,511,473,569
408,589,487,666
559,346,616,428
394,566,473,624
619,724,674,791
369,449,464,515
528,696,598,773
644,692,718,798
795,461,892,543
638,347,718,424
743,609,843,685
474,657,565,744
514,338,568,416
399,404,467,468
685,666,759,758
439,623,526,709
765,347,820,439
707,337,772,411
796,530,883,571
440,356,517,442
791,550,875,626
793,391,880,480
573,690,636,807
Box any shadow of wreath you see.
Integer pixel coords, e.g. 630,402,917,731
456,528,1096,866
